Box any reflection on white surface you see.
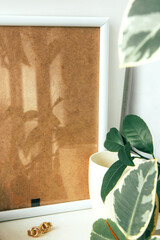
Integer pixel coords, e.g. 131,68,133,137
0,209,93,240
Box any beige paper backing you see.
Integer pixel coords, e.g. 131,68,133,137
0,26,100,211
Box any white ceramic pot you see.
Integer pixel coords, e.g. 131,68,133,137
89,151,144,220
89,151,118,219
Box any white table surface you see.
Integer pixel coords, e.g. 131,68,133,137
0,209,160,240
0,209,94,240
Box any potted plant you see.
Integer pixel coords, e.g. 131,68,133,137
90,0,160,238
90,114,160,239
90,160,159,240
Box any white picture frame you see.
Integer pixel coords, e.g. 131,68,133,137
0,16,109,221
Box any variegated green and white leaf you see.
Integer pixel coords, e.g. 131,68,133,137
138,195,159,239
113,160,158,239
149,237,160,240
119,0,160,67
90,218,117,240
90,218,126,240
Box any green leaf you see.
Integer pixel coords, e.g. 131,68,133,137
119,0,160,67
122,115,154,154
90,218,116,240
104,128,124,152
157,162,160,177
107,219,126,240
90,218,126,240
101,160,127,202
138,197,159,240
113,160,158,239
156,180,160,211
118,142,134,166
128,0,160,16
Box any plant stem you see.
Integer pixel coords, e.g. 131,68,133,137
131,148,149,160
152,153,156,159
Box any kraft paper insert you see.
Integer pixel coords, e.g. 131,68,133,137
0,26,100,211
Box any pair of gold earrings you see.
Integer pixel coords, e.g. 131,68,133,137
28,222,53,237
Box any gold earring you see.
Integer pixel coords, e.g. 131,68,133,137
28,226,42,237
40,222,52,233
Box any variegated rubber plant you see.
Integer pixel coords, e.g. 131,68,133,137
90,115,160,239
90,0,160,238
91,160,159,240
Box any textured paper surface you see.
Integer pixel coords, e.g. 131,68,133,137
0,26,100,211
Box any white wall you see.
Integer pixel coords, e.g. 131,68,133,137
128,61,160,158
0,0,128,130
